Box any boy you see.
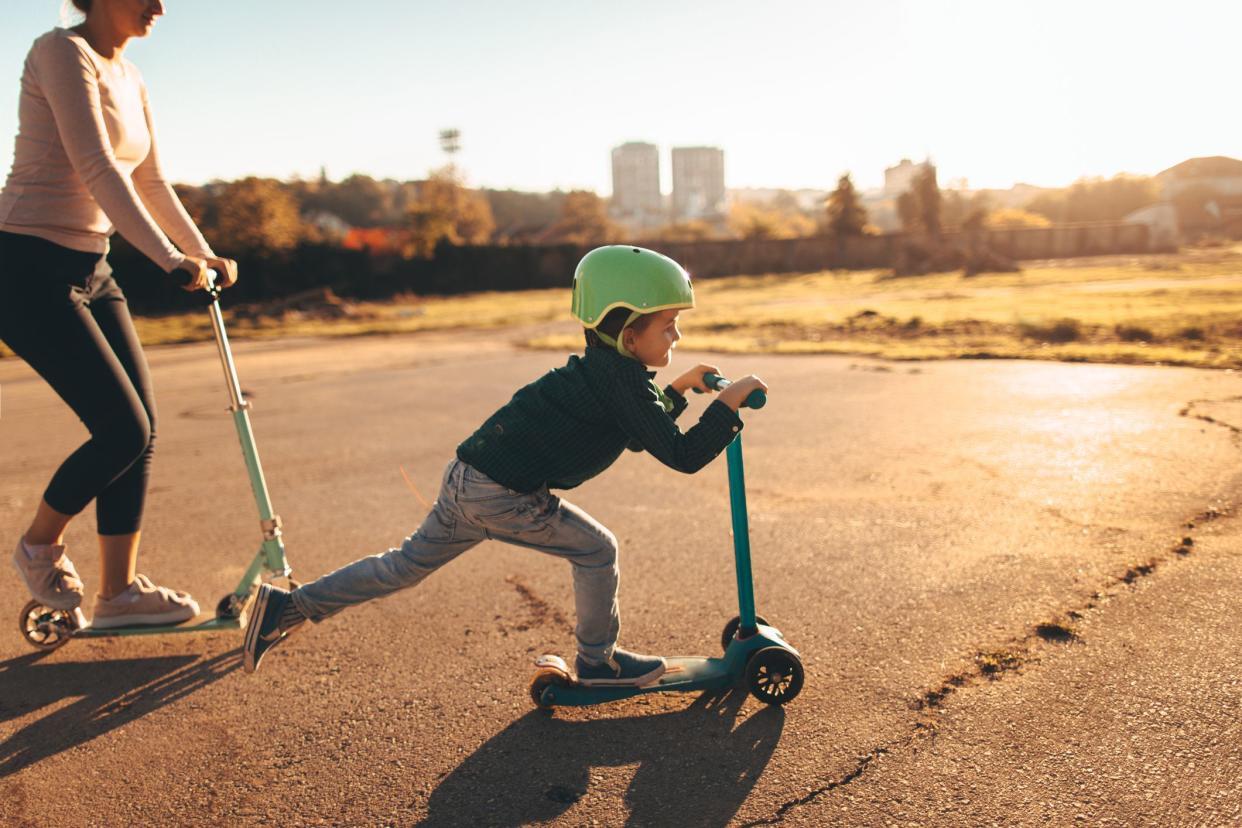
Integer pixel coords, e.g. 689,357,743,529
243,245,767,685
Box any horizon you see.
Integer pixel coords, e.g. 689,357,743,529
2,1,1239,195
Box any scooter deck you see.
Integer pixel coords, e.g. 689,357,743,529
541,656,736,706
73,616,242,638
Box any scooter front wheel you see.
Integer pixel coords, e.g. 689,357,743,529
721,614,770,652
745,647,804,705
529,668,572,709
19,600,75,651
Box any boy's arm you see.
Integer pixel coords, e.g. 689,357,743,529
612,375,742,473
626,384,688,452
663,385,689,421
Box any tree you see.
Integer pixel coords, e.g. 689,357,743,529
896,165,942,237
205,177,305,253
1026,175,1158,224
654,220,717,242
941,189,990,231
824,173,869,237
541,191,617,245
985,208,1052,229
305,174,395,227
727,197,816,240
403,167,496,258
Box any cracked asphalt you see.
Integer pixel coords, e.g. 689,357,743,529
2,330,1240,826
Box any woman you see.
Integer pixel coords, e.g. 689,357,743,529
0,0,237,627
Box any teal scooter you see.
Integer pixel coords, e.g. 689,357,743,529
529,374,804,708
17,272,294,650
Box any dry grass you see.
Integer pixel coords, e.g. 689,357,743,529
4,244,1242,369
532,244,1242,369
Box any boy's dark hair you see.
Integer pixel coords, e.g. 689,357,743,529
584,307,655,349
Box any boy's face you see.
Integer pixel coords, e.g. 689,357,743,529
623,309,682,368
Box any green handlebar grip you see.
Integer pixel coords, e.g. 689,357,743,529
701,372,767,409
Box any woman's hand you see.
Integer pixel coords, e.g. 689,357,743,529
717,375,769,412
176,256,211,291
670,363,723,395
204,256,239,289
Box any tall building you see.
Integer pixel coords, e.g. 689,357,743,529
671,146,726,221
610,142,662,228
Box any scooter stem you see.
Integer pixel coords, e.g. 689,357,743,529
726,435,758,636
203,273,290,581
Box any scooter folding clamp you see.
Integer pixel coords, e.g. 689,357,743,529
261,516,283,540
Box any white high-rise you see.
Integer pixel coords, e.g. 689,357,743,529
671,146,725,221
610,142,662,228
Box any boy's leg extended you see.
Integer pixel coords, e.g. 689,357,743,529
477,492,619,664
291,462,484,621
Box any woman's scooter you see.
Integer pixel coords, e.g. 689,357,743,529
529,373,804,708
18,272,294,650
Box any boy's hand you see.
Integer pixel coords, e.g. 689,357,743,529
717,375,769,412
670,363,722,395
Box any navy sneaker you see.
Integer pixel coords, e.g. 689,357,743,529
243,584,298,674
575,647,666,687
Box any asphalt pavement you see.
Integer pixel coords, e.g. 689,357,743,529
1,328,1240,826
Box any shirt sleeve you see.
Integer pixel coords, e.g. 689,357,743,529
132,79,215,259
610,367,743,474
664,385,689,422
33,35,186,272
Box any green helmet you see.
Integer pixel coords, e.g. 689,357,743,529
571,245,695,331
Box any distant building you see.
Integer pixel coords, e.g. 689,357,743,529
1145,156,1242,240
610,142,662,229
884,158,932,196
671,146,726,221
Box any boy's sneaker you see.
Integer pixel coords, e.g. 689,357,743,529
243,584,303,674
12,537,84,610
92,574,199,629
575,648,666,687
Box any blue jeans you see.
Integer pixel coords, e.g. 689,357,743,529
292,459,621,661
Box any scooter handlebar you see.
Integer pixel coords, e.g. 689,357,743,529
700,372,767,409
173,266,221,298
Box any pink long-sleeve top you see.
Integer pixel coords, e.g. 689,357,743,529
0,28,214,273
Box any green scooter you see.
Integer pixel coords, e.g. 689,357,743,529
529,374,804,708
17,272,294,650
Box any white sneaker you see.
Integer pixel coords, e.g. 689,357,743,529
12,537,84,610
92,574,199,629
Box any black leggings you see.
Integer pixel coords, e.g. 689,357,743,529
0,231,156,536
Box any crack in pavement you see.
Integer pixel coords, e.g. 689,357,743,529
742,394,1242,824
501,575,570,633
738,744,901,828
1180,396,1242,438
744,500,1237,825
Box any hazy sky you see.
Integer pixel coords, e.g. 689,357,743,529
2,1,1238,194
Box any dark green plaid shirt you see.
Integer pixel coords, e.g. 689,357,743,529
456,347,744,493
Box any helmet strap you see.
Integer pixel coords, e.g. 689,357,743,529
594,310,643,359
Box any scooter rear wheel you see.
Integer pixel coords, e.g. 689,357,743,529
529,669,572,709
721,614,770,652
19,600,75,651
745,647,804,705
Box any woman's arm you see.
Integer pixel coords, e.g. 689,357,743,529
131,80,216,260
34,35,186,272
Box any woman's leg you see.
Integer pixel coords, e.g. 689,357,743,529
25,499,73,546
85,275,157,597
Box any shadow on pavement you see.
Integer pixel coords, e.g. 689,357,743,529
420,686,784,827
0,649,239,777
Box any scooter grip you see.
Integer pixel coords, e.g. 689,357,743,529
173,266,219,290
701,372,767,409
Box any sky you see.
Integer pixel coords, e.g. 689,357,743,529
2,0,1240,195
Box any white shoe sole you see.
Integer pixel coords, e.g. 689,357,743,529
90,604,198,629
577,662,667,688
12,544,82,611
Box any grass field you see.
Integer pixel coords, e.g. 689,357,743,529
4,244,1241,369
